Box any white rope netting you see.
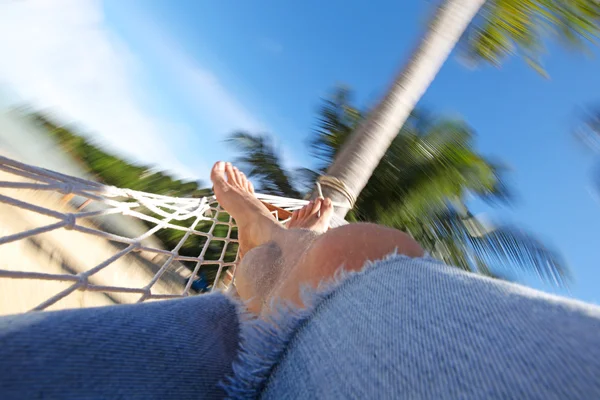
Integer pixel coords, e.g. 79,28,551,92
0,155,319,315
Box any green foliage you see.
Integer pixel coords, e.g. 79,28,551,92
228,132,301,198
463,0,600,72
28,111,237,289
31,113,209,197
229,87,568,285
310,87,362,170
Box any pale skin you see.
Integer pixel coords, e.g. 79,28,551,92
211,161,424,314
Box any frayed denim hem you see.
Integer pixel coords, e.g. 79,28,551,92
220,252,443,399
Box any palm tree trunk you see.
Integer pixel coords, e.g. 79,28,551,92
320,0,486,216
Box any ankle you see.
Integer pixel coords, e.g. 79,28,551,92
237,213,281,248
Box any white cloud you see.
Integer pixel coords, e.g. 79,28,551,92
0,0,200,178
120,18,268,136
0,0,275,182
163,47,268,135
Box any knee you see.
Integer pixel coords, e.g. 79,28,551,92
265,223,423,312
307,223,424,276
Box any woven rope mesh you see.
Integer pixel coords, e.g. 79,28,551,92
0,155,311,315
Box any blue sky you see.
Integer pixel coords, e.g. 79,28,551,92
1,0,598,303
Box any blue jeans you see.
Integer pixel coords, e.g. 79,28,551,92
1,255,599,399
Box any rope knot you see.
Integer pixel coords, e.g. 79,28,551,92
60,183,74,194
64,213,76,230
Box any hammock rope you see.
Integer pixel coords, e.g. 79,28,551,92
0,155,344,313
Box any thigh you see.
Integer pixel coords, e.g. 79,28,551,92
0,294,240,400
261,257,600,399
270,223,423,309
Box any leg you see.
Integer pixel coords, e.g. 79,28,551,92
255,257,600,399
234,220,324,313
0,295,240,399
211,161,305,312
268,222,423,311
211,162,423,313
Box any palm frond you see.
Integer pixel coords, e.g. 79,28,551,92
293,167,320,196
227,131,300,198
575,106,600,194
309,86,361,170
576,106,600,153
426,211,569,286
470,225,569,286
462,0,600,72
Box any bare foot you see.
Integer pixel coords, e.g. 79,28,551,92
210,161,280,254
287,197,334,234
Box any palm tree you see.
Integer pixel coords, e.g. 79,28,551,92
309,88,509,223
229,88,569,285
322,0,600,216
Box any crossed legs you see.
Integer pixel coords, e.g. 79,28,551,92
211,162,423,314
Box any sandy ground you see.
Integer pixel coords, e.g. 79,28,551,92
0,172,192,316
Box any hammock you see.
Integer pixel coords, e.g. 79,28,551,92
0,155,344,314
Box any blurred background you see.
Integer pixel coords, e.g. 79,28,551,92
1,0,599,313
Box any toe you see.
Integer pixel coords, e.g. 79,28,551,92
299,201,311,219
233,167,246,189
310,197,323,216
290,210,298,223
225,163,239,186
246,179,254,194
211,161,226,185
297,204,305,220
320,197,334,220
